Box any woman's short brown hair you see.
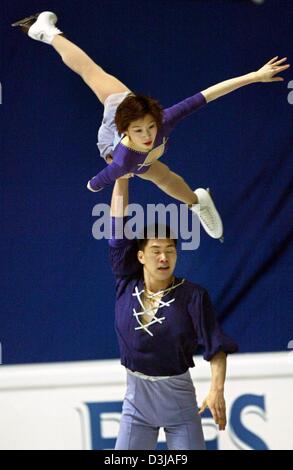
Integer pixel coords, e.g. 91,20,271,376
114,93,163,135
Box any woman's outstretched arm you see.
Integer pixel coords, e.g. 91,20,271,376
201,56,290,103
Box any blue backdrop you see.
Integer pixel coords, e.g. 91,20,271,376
1,0,292,364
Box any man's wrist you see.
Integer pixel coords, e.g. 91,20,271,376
210,386,225,393
106,155,113,164
116,178,129,186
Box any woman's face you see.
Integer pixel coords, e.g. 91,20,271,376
125,114,158,151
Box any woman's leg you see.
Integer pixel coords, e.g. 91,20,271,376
138,161,198,205
138,161,224,240
51,35,130,104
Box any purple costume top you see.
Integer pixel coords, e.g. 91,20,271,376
109,217,238,377
90,92,207,191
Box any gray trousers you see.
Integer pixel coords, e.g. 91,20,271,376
115,369,206,450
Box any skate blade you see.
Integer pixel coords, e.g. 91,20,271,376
11,13,40,27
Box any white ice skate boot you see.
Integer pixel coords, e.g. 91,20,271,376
12,11,62,44
12,13,41,33
190,188,224,242
23,11,62,44
28,11,62,44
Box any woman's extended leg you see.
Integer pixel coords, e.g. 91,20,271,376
138,161,198,205
51,35,130,105
13,12,130,105
138,161,224,240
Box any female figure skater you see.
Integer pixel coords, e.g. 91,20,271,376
12,12,290,241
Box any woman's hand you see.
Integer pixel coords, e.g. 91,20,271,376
87,181,103,192
254,56,290,83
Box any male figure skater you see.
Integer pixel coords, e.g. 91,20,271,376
108,175,238,449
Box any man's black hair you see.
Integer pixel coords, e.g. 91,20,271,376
137,223,178,251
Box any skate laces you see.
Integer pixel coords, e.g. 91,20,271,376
132,278,185,336
199,206,215,230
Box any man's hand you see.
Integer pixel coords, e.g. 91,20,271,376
105,155,113,164
198,390,227,431
118,173,134,180
254,56,290,83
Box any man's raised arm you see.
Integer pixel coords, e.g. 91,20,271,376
108,175,141,279
110,178,129,218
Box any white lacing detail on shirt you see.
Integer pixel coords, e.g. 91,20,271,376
132,279,185,336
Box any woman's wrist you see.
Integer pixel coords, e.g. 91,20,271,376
248,71,259,83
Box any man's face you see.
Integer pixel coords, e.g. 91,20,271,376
125,114,158,151
137,238,177,281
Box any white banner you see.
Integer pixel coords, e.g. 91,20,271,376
0,352,292,450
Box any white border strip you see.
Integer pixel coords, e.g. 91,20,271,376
0,352,291,391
